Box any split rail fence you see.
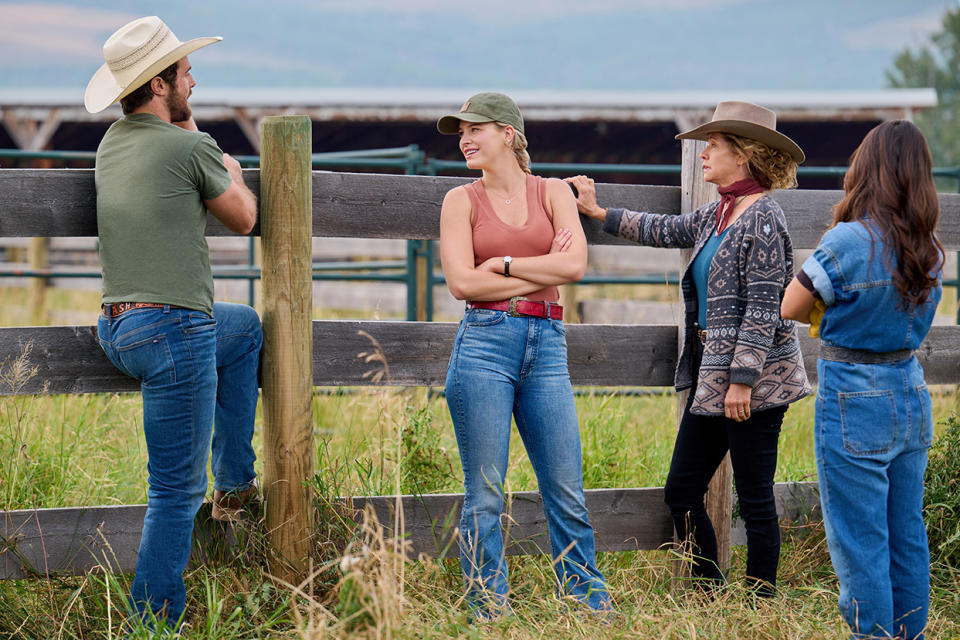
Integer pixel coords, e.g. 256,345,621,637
2,116,960,584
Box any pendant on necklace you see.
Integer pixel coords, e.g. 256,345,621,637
504,199,511,205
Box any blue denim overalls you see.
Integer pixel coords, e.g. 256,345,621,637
802,219,941,640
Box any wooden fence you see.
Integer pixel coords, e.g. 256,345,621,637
2,120,960,583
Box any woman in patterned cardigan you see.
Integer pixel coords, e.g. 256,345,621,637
567,101,810,597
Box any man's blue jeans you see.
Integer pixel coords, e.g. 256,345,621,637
97,302,262,625
445,308,609,616
816,356,932,640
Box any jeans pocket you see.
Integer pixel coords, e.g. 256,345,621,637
116,332,175,387
839,389,897,455
465,309,505,327
917,384,934,447
548,318,566,336
182,311,216,334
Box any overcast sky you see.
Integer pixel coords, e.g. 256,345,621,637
0,0,954,91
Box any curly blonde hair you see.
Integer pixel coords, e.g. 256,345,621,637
723,133,798,190
497,123,531,174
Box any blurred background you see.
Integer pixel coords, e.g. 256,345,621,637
1,0,958,324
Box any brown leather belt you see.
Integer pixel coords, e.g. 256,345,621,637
469,297,563,321
101,302,184,318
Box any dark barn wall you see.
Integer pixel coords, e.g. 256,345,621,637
10,116,881,189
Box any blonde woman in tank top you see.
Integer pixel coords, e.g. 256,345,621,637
436,92,610,620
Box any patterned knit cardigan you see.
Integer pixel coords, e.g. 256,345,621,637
604,195,811,416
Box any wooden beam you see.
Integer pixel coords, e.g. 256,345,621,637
678,139,733,573
3,170,959,250
28,237,48,326
259,115,315,583
0,482,820,579
231,107,262,153
3,322,960,396
314,321,679,387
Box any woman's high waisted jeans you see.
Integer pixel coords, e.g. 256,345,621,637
97,302,262,626
445,308,609,616
816,355,932,640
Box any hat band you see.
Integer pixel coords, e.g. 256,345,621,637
107,26,172,73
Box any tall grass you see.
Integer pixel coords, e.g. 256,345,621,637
2,376,960,637
2,282,959,637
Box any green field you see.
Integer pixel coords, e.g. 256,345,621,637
1,286,959,638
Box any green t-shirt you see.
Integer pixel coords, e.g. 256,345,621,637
95,113,232,316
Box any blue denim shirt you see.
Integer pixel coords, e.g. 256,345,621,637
801,220,941,352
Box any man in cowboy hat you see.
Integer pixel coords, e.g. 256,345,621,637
86,16,261,629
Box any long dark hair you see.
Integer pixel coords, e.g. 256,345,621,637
832,120,942,309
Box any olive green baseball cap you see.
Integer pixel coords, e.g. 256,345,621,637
437,92,524,135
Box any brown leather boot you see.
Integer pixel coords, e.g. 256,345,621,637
211,480,259,522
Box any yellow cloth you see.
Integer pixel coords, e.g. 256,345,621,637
807,299,827,338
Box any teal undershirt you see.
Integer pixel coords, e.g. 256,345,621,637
692,226,730,328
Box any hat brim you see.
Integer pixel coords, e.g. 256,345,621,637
675,119,805,163
437,112,497,135
84,36,221,114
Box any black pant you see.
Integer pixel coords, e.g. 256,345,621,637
663,368,786,595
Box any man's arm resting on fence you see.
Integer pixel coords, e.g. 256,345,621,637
172,116,257,235
204,153,257,235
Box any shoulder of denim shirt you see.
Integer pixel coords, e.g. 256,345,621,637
819,219,876,253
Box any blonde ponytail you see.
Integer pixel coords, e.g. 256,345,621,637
498,123,531,174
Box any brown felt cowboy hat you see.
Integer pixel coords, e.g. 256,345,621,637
675,101,805,163
84,16,221,114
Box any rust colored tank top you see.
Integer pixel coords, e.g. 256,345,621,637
464,174,558,302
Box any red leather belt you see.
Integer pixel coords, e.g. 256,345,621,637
468,297,563,320
101,302,184,317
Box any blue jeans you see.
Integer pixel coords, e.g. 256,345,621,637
816,356,932,640
445,308,609,616
97,302,262,625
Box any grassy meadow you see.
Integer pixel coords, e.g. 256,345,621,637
1,285,960,638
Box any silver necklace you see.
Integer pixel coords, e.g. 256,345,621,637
484,179,524,205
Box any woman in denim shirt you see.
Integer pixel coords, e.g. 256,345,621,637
782,120,942,640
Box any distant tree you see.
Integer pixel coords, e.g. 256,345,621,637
887,7,960,171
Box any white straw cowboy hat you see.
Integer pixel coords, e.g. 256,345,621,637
675,101,805,163
84,16,221,114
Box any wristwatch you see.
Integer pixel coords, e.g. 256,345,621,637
503,255,513,277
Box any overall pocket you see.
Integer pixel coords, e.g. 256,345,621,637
916,383,934,447
839,389,897,455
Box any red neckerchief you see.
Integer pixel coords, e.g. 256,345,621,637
715,179,764,235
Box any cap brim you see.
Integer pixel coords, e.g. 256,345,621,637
675,120,804,163
84,36,221,114
437,112,495,134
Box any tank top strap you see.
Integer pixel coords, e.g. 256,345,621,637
522,174,553,225
463,179,488,227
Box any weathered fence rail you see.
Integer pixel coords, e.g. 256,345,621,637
2,155,959,581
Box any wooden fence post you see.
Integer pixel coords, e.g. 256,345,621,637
259,115,314,582
678,139,733,571
28,237,48,326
